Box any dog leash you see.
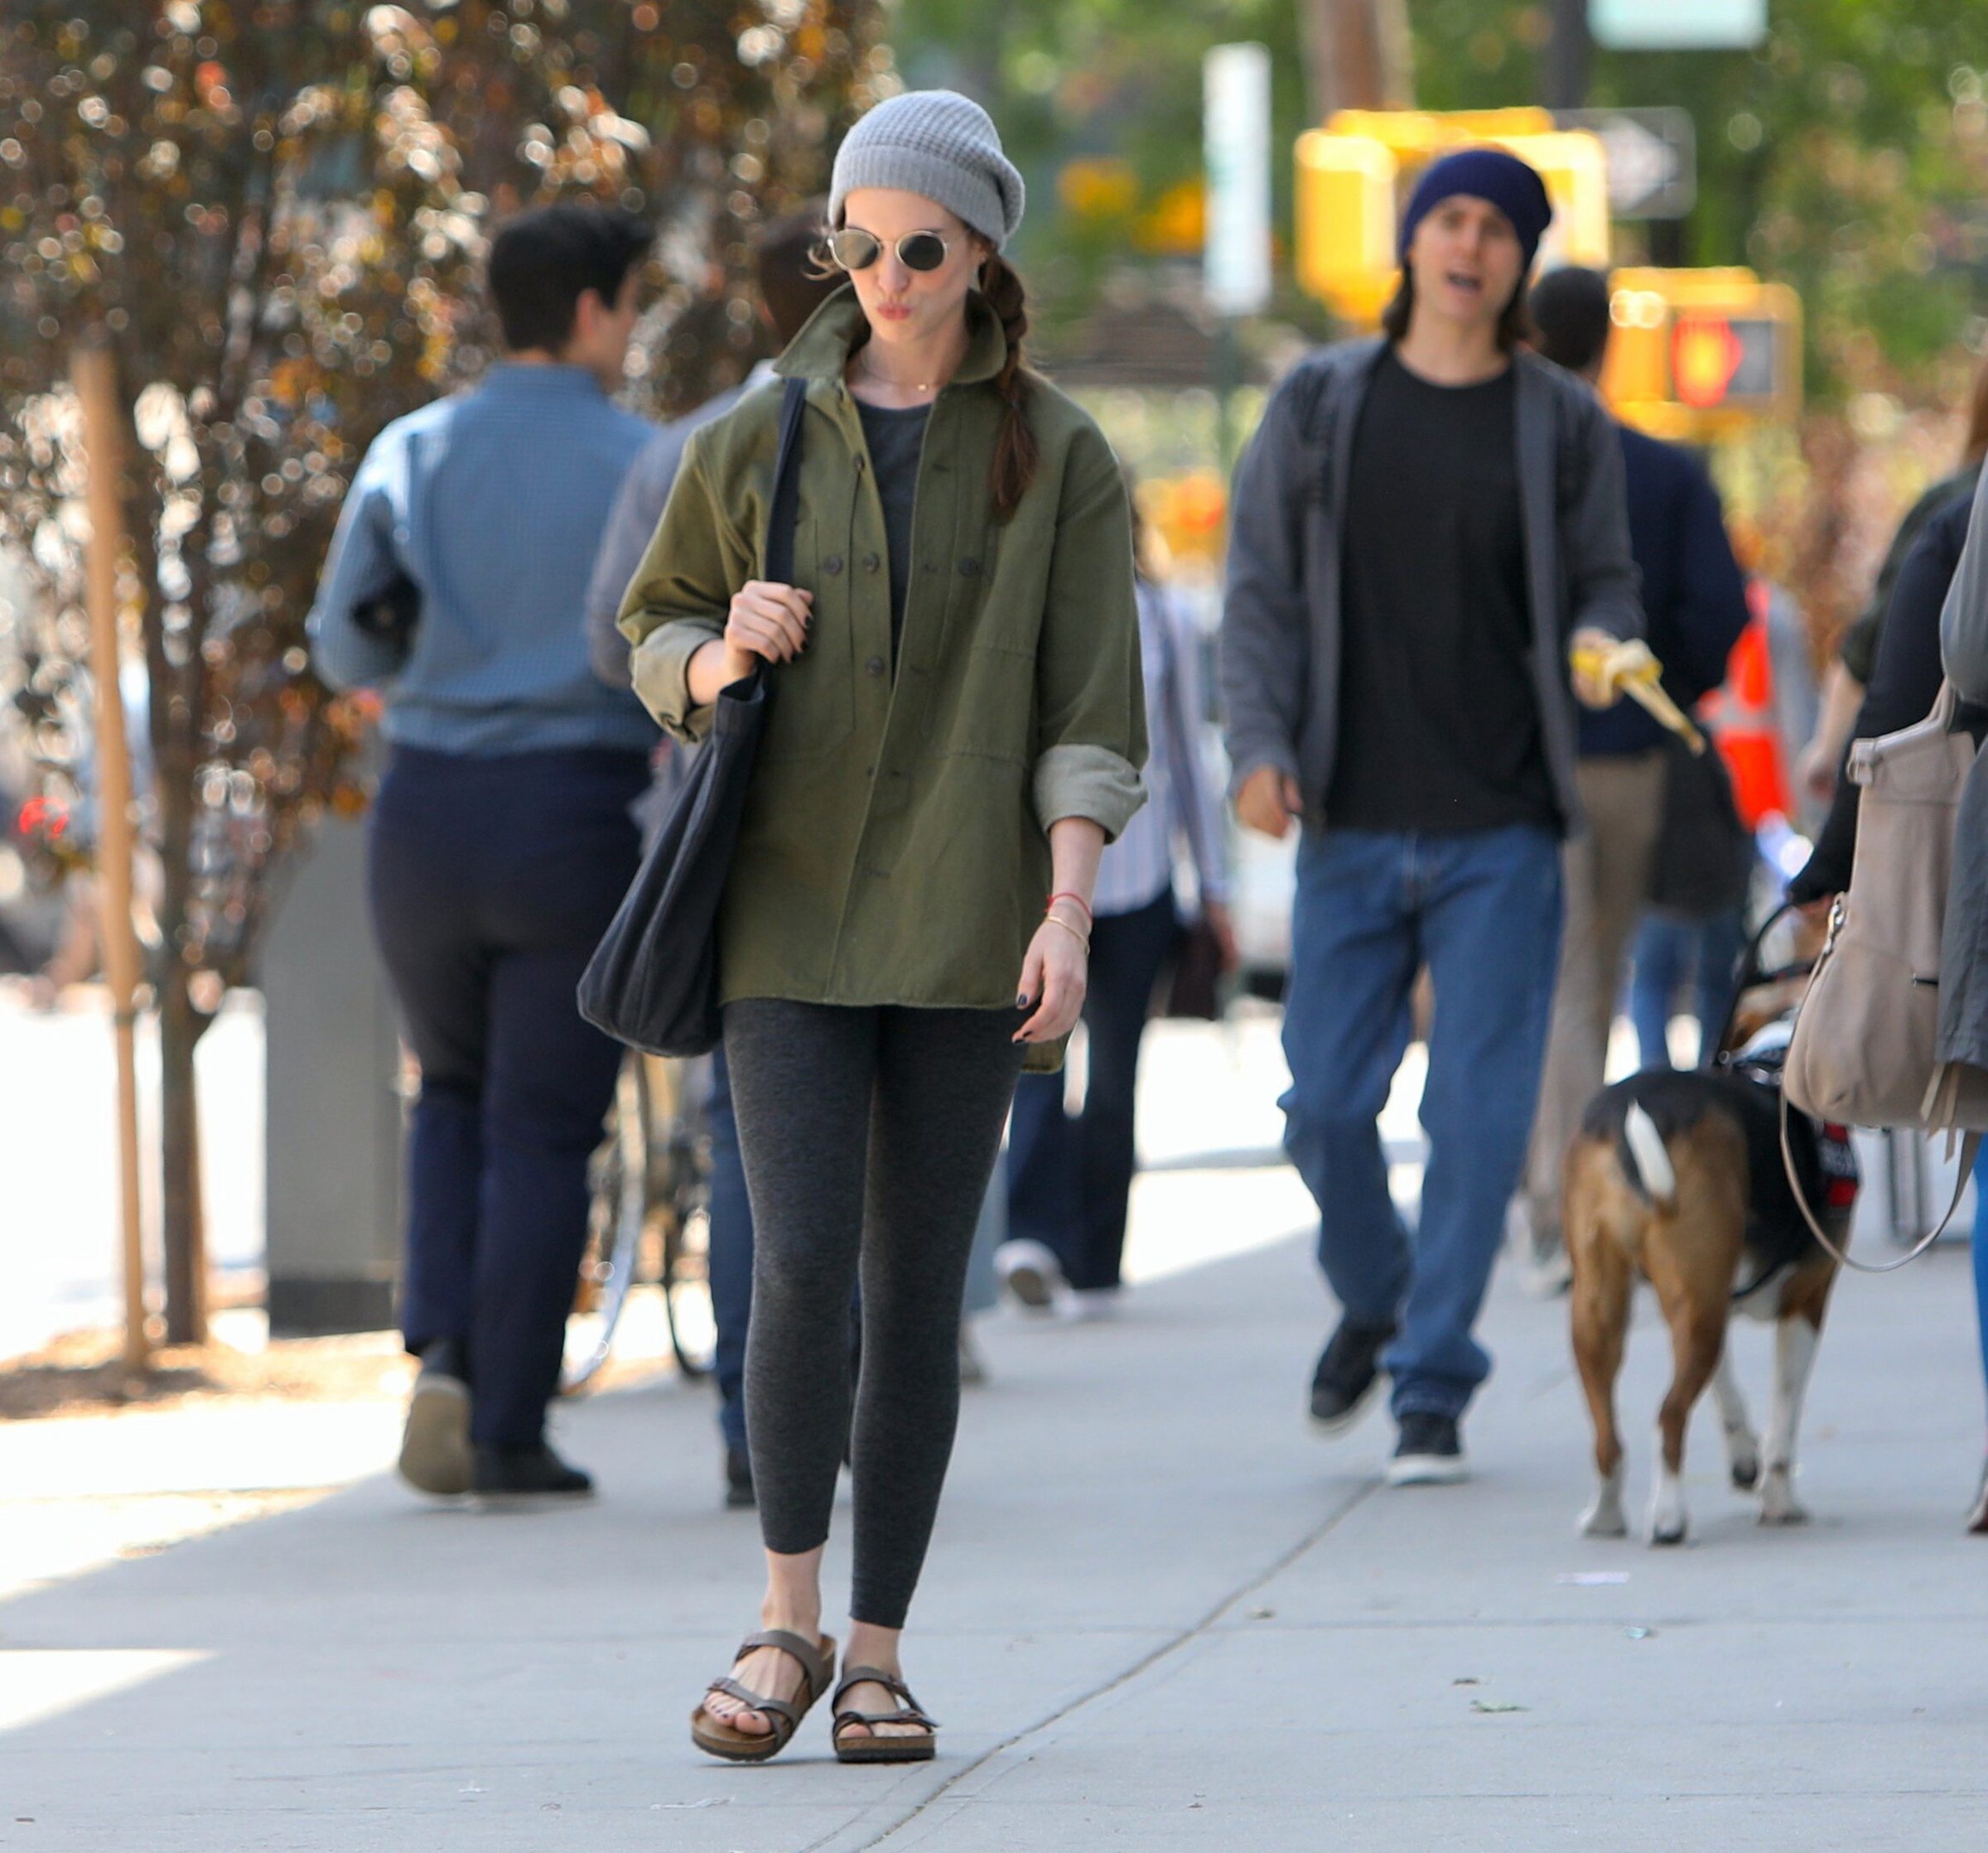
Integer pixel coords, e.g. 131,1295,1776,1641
1778,1089,1980,1273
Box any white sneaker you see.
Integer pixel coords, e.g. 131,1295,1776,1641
1059,1285,1124,1324
995,1238,1070,1315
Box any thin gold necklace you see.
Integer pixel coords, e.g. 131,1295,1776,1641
856,353,940,395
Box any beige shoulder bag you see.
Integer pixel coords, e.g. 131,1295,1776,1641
1782,682,1986,1269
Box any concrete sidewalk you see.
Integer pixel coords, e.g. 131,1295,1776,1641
2,1216,1984,1849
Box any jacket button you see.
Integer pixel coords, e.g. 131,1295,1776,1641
866,656,885,677
824,555,844,575
862,553,881,572
958,557,980,577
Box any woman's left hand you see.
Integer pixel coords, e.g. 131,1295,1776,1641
1014,917,1088,1045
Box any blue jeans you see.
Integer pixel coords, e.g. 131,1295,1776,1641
1281,824,1562,1421
1976,1146,1988,1425
1629,907,1746,1069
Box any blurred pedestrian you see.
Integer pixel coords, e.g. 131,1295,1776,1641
1000,480,1234,1319
1795,357,1988,807
620,92,1145,1763
1514,266,1751,1291
309,204,657,1500
584,205,843,1510
1222,147,1640,1484
1796,463,1987,1529
1923,456,1988,1537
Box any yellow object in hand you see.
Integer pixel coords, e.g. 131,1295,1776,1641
1568,637,1707,755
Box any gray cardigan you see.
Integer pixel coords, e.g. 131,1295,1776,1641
1937,468,1988,1081
1219,338,1643,835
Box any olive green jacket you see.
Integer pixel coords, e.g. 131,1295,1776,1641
617,287,1148,1025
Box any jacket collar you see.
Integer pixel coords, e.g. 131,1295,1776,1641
773,282,1010,388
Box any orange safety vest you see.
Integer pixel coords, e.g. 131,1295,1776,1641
1696,581,1788,830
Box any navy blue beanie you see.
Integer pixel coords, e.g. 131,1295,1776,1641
1397,147,1552,269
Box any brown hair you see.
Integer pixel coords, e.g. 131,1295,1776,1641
979,251,1040,521
1964,354,1988,469
755,200,842,347
1379,266,1533,353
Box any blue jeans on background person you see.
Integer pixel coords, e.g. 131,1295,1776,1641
1975,1146,1988,1421
1629,906,1747,1069
369,744,649,1452
1280,824,1563,1423
1006,887,1180,1291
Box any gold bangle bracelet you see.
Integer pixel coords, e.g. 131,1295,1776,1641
1041,912,1091,956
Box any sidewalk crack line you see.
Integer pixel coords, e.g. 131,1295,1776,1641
819,1477,1380,1853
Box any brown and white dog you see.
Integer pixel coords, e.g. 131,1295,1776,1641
1562,1021,1859,1545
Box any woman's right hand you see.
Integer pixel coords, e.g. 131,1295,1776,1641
721,580,813,683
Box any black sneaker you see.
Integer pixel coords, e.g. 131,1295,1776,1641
725,1445,756,1511
472,1444,594,1498
1387,1411,1468,1486
1308,1318,1395,1435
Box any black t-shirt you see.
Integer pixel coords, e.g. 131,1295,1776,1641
1328,350,1556,833
856,398,931,659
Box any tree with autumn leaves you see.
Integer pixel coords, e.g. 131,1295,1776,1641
0,0,885,1343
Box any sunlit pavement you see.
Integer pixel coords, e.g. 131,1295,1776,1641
2,1011,1986,1848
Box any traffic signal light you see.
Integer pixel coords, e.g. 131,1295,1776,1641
1599,267,1801,436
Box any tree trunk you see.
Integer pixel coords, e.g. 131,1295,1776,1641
1296,0,1414,121
157,963,210,1345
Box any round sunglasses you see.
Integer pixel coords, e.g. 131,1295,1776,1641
824,227,955,274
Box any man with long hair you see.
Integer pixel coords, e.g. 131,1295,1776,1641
1222,149,1642,1483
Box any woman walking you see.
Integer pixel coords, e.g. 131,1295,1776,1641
618,91,1146,1762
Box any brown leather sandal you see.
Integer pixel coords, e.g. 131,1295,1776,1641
689,1629,836,1764
830,1663,939,1764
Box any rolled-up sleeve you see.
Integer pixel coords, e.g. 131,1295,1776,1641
1942,469,1988,702
1031,434,1148,841
616,430,740,744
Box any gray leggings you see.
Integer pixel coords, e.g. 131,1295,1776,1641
724,999,1025,1629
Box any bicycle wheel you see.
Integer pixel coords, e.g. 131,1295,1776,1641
562,1054,651,1392
653,1057,717,1380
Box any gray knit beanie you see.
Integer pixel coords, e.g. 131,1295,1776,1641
828,90,1025,251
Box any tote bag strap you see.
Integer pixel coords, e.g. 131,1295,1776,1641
764,377,808,586
1779,1089,1979,1272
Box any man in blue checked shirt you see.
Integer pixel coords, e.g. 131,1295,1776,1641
309,204,657,1502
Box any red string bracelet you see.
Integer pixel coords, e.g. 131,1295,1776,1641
1045,891,1093,924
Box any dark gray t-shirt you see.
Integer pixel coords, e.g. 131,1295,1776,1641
856,398,930,659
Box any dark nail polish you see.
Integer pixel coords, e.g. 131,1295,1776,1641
1016,994,1030,1010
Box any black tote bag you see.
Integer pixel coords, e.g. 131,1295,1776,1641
577,377,806,1056
1647,732,1754,920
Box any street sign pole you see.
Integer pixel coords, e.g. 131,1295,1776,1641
73,339,150,1378
1547,0,1591,109
1204,43,1272,475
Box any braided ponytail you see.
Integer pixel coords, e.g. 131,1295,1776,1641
979,252,1039,522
